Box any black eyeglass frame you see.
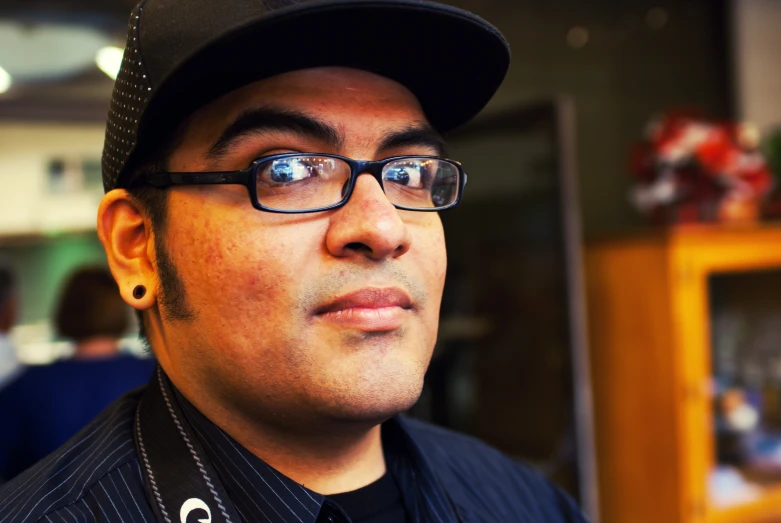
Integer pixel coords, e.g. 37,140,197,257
138,153,467,214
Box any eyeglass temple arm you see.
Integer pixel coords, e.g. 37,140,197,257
144,171,251,188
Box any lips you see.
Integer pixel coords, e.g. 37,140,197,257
314,287,413,331
316,287,413,314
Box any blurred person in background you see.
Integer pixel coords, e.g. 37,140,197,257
0,258,21,391
0,266,155,483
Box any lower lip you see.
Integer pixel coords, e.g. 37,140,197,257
316,306,408,331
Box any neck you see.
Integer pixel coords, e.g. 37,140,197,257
149,319,389,495
73,337,119,359
183,384,387,495
238,418,386,495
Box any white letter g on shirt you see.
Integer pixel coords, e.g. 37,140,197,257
180,498,212,523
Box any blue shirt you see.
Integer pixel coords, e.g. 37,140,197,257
0,375,587,522
0,354,156,482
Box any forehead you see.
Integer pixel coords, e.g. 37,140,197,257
177,67,431,152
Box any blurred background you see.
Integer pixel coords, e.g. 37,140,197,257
2,1,781,522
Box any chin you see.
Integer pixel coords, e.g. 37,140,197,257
322,368,426,425
329,402,419,426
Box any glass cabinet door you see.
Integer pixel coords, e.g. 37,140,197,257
709,269,781,507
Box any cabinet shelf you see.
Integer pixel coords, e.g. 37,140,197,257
586,224,781,523
710,484,781,523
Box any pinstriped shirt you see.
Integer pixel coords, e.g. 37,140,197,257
0,384,587,523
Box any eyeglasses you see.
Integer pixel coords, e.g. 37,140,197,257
139,153,467,213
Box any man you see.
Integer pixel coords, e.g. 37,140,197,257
0,258,21,393
0,267,155,481
0,258,22,484
0,0,588,521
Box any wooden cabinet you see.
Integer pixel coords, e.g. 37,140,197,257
586,226,781,523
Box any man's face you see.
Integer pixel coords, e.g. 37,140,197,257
153,67,447,429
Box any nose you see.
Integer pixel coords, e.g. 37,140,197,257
325,173,411,260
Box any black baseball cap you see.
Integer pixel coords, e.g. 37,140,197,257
102,0,511,192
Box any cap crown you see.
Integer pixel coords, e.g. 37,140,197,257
103,0,307,191
101,0,510,192
102,2,152,191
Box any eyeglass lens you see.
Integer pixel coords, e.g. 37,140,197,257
255,156,459,211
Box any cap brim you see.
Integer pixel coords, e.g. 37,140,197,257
128,0,509,175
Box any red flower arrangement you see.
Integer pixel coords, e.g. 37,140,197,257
629,112,774,224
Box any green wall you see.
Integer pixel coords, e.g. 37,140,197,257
0,232,108,325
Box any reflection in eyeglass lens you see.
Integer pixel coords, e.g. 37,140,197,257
256,156,458,210
383,159,458,209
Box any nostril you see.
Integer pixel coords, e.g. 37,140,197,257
345,242,371,254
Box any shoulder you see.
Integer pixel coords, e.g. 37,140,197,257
0,364,66,393
0,365,37,390
0,389,155,522
400,415,539,479
101,355,157,374
0,368,39,408
399,417,588,522
0,361,25,391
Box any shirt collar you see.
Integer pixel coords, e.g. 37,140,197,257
170,383,459,523
174,386,324,522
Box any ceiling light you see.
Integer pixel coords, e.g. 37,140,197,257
95,46,124,80
0,65,11,94
0,21,111,80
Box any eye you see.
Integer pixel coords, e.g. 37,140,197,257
261,158,318,184
384,164,424,188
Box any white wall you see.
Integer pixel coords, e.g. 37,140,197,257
734,0,781,132
0,122,105,234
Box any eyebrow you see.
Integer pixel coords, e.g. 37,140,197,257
206,106,446,161
377,126,447,157
206,107,343,161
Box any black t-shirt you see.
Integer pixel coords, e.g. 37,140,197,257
328,473,409,523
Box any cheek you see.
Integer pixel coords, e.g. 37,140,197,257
409,217,447,310
424,217,447,274
169,200,324,331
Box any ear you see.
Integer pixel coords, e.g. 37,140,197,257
97,189,158,311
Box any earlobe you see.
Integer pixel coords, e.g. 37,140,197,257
97,189,158,310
